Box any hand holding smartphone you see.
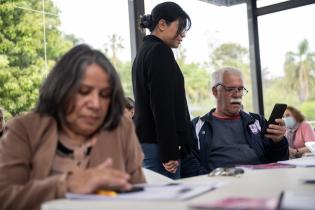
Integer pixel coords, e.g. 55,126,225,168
265,103,287,134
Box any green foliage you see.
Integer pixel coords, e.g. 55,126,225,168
260,39,315,121
299,100,315,121
115,61,133,98
0,0,75,116
179,62,213,117
180,62,210,103
0,61,43,115
263,77,300,118
211,43,248,70
284,39,315,102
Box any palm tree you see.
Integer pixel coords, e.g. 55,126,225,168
104,34,124,66
284,39,315,102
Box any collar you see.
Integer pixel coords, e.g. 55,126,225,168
200,108,257,126
143,35,167,47
57,141,93,156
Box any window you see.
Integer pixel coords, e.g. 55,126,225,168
258,4,315,123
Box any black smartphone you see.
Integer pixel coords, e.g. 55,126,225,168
116,185,144,194
265,103,287,134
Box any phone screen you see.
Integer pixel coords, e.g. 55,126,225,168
265,103,287,134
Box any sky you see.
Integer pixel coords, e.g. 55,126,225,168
52,0,315,78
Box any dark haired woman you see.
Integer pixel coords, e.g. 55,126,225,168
0,44,145,210
283,106,315,158
132,2,193,179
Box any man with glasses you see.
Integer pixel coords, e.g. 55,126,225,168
181,67,289,177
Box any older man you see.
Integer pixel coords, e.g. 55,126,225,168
181,67,289,177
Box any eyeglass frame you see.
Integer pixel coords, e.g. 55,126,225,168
214,83,248,96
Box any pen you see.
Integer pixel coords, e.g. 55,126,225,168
96,190,117,197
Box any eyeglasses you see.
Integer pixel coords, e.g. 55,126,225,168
215,83,248,96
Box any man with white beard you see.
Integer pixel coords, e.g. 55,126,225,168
181,67,289,177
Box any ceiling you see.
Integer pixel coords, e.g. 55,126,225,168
199,0,246,6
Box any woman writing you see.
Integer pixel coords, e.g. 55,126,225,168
0,44,145,210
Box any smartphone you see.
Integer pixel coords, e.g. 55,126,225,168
116,185,144,194
265,103,287,134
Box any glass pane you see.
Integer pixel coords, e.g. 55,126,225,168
145,0,252,116
53,0,131,61
258,4,315,126
53,0,133,97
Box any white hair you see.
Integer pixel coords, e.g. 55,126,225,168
211,67,243,87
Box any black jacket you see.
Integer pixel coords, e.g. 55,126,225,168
181,109,289,177
132,35,192,163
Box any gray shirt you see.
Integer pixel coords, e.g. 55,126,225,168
208,116,261,169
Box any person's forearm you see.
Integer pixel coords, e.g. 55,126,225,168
296,146,310,156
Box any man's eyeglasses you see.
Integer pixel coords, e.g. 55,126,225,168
215,83,248,96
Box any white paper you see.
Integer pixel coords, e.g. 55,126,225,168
277,156,315,167
281,190,315,210
66,182,222,201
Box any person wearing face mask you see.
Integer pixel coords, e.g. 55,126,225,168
132,2,193,179
181,67,289,177
283,106,315,158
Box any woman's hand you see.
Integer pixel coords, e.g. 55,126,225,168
163,160,179,173
66,158,131,194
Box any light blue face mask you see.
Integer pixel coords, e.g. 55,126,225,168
283,116,296,129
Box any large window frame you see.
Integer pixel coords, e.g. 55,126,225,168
129,0,315,115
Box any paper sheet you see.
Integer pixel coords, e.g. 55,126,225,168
280,190,315,210
277,156,315,167
66,182,223,201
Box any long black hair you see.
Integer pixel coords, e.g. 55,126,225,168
36,44,125,130
140,1,191,36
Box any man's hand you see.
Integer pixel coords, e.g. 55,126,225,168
265,118,286,143
66,158,131,194
162,160,179,174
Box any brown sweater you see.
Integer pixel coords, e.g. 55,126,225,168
0,112,145,210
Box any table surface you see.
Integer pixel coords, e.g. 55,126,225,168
42,167,315,210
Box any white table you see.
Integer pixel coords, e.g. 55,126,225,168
42,167,315,210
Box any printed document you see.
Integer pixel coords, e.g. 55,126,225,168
66,181,223,201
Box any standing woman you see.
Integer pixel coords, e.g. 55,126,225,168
132,2,193,179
